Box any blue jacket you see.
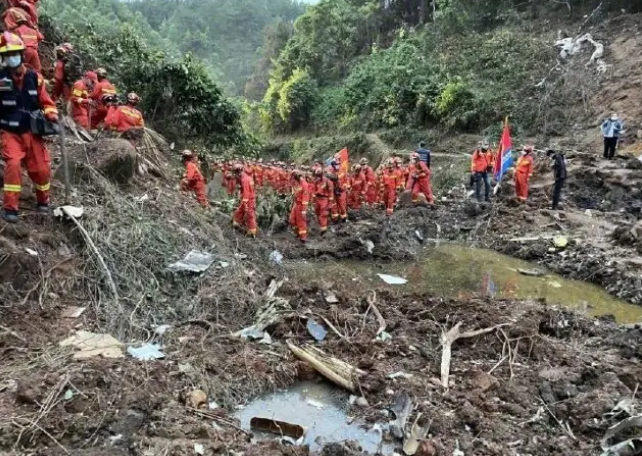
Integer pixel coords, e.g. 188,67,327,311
416,147,431,167
602,119,623,138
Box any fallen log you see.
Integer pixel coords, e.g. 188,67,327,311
287,341,364,392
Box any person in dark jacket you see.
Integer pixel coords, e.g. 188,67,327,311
416,141,431,168
547,149,567,210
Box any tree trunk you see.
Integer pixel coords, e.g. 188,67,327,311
419,0,427,24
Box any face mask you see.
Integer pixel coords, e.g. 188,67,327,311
4,55,22,69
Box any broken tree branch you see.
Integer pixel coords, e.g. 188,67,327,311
366,290,387,336
287,341,360,392
440,322,510,389
64,209,119,302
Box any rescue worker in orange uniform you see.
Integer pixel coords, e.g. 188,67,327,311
394,157,406,192
0,32,58,223
52,43,74,101
104,92,144,133
289,170,310,242
70,71,96,129
233,163,257,237
348,164,364,210
514,145,534,202
326,158,348,223
470,141,495,203
360,158,377,205
2,7,30,31
408,152,434,205
90,68,117,129
381,160,398,216
13,16,43,72
312,167,333,236
180,150,209,208
15,1,38,27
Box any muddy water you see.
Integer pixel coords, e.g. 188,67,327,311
289,243,642,324
235,381,392,454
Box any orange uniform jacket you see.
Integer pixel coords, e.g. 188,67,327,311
515,155,533,177
471,149,494,173
13,24,42,48
70,79,91,129
313,176,334,198
184,161,205,186
293,179,310,207
105,105,144,133
240,171,256,203
91,79,117,102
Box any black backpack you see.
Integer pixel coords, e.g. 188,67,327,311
62,53,83,86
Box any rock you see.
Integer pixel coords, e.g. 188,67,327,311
186,389,208,409
355,397,369,407
538,368,566,382
16,378,42,405
471,371,499,393
417,440,438,456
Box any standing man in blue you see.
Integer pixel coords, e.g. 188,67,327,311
601,113,623,160
416,141,431,168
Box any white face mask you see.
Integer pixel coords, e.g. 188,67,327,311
4,55,22,69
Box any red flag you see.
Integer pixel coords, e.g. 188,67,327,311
335,147,349,175
493,118,513,181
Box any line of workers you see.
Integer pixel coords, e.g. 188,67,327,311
0,1,146,223
180,140,546,243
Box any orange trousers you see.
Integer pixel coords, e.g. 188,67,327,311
289,203,308,240
233,200,257,235
314,197,330,232
24,47,41,72
336,192,348,220
348,188,363,210
412,175,434,204
180,179,209,208
383,187,396,215
365,185,377,205
1,131,50,212
515,172,529,201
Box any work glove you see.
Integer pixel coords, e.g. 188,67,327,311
45,112,58,123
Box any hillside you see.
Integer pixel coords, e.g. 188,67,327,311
3,1,642,456
43,0,308,94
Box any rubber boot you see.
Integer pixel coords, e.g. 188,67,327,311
1,210,19,223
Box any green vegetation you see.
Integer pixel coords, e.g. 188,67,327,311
255,0,642,139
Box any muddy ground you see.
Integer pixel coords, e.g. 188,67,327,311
2,129,642,456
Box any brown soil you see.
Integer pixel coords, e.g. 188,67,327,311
4,13,642,455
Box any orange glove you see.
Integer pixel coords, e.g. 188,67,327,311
45,112,58,123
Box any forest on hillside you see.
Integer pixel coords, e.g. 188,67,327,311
253,0,642,140
42,0,307,94
41,0,642,152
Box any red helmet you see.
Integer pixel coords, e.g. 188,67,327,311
0,32,25,54
127,92,140,105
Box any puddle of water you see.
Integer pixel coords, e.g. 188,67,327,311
288,243,642,324
235,381,391,454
